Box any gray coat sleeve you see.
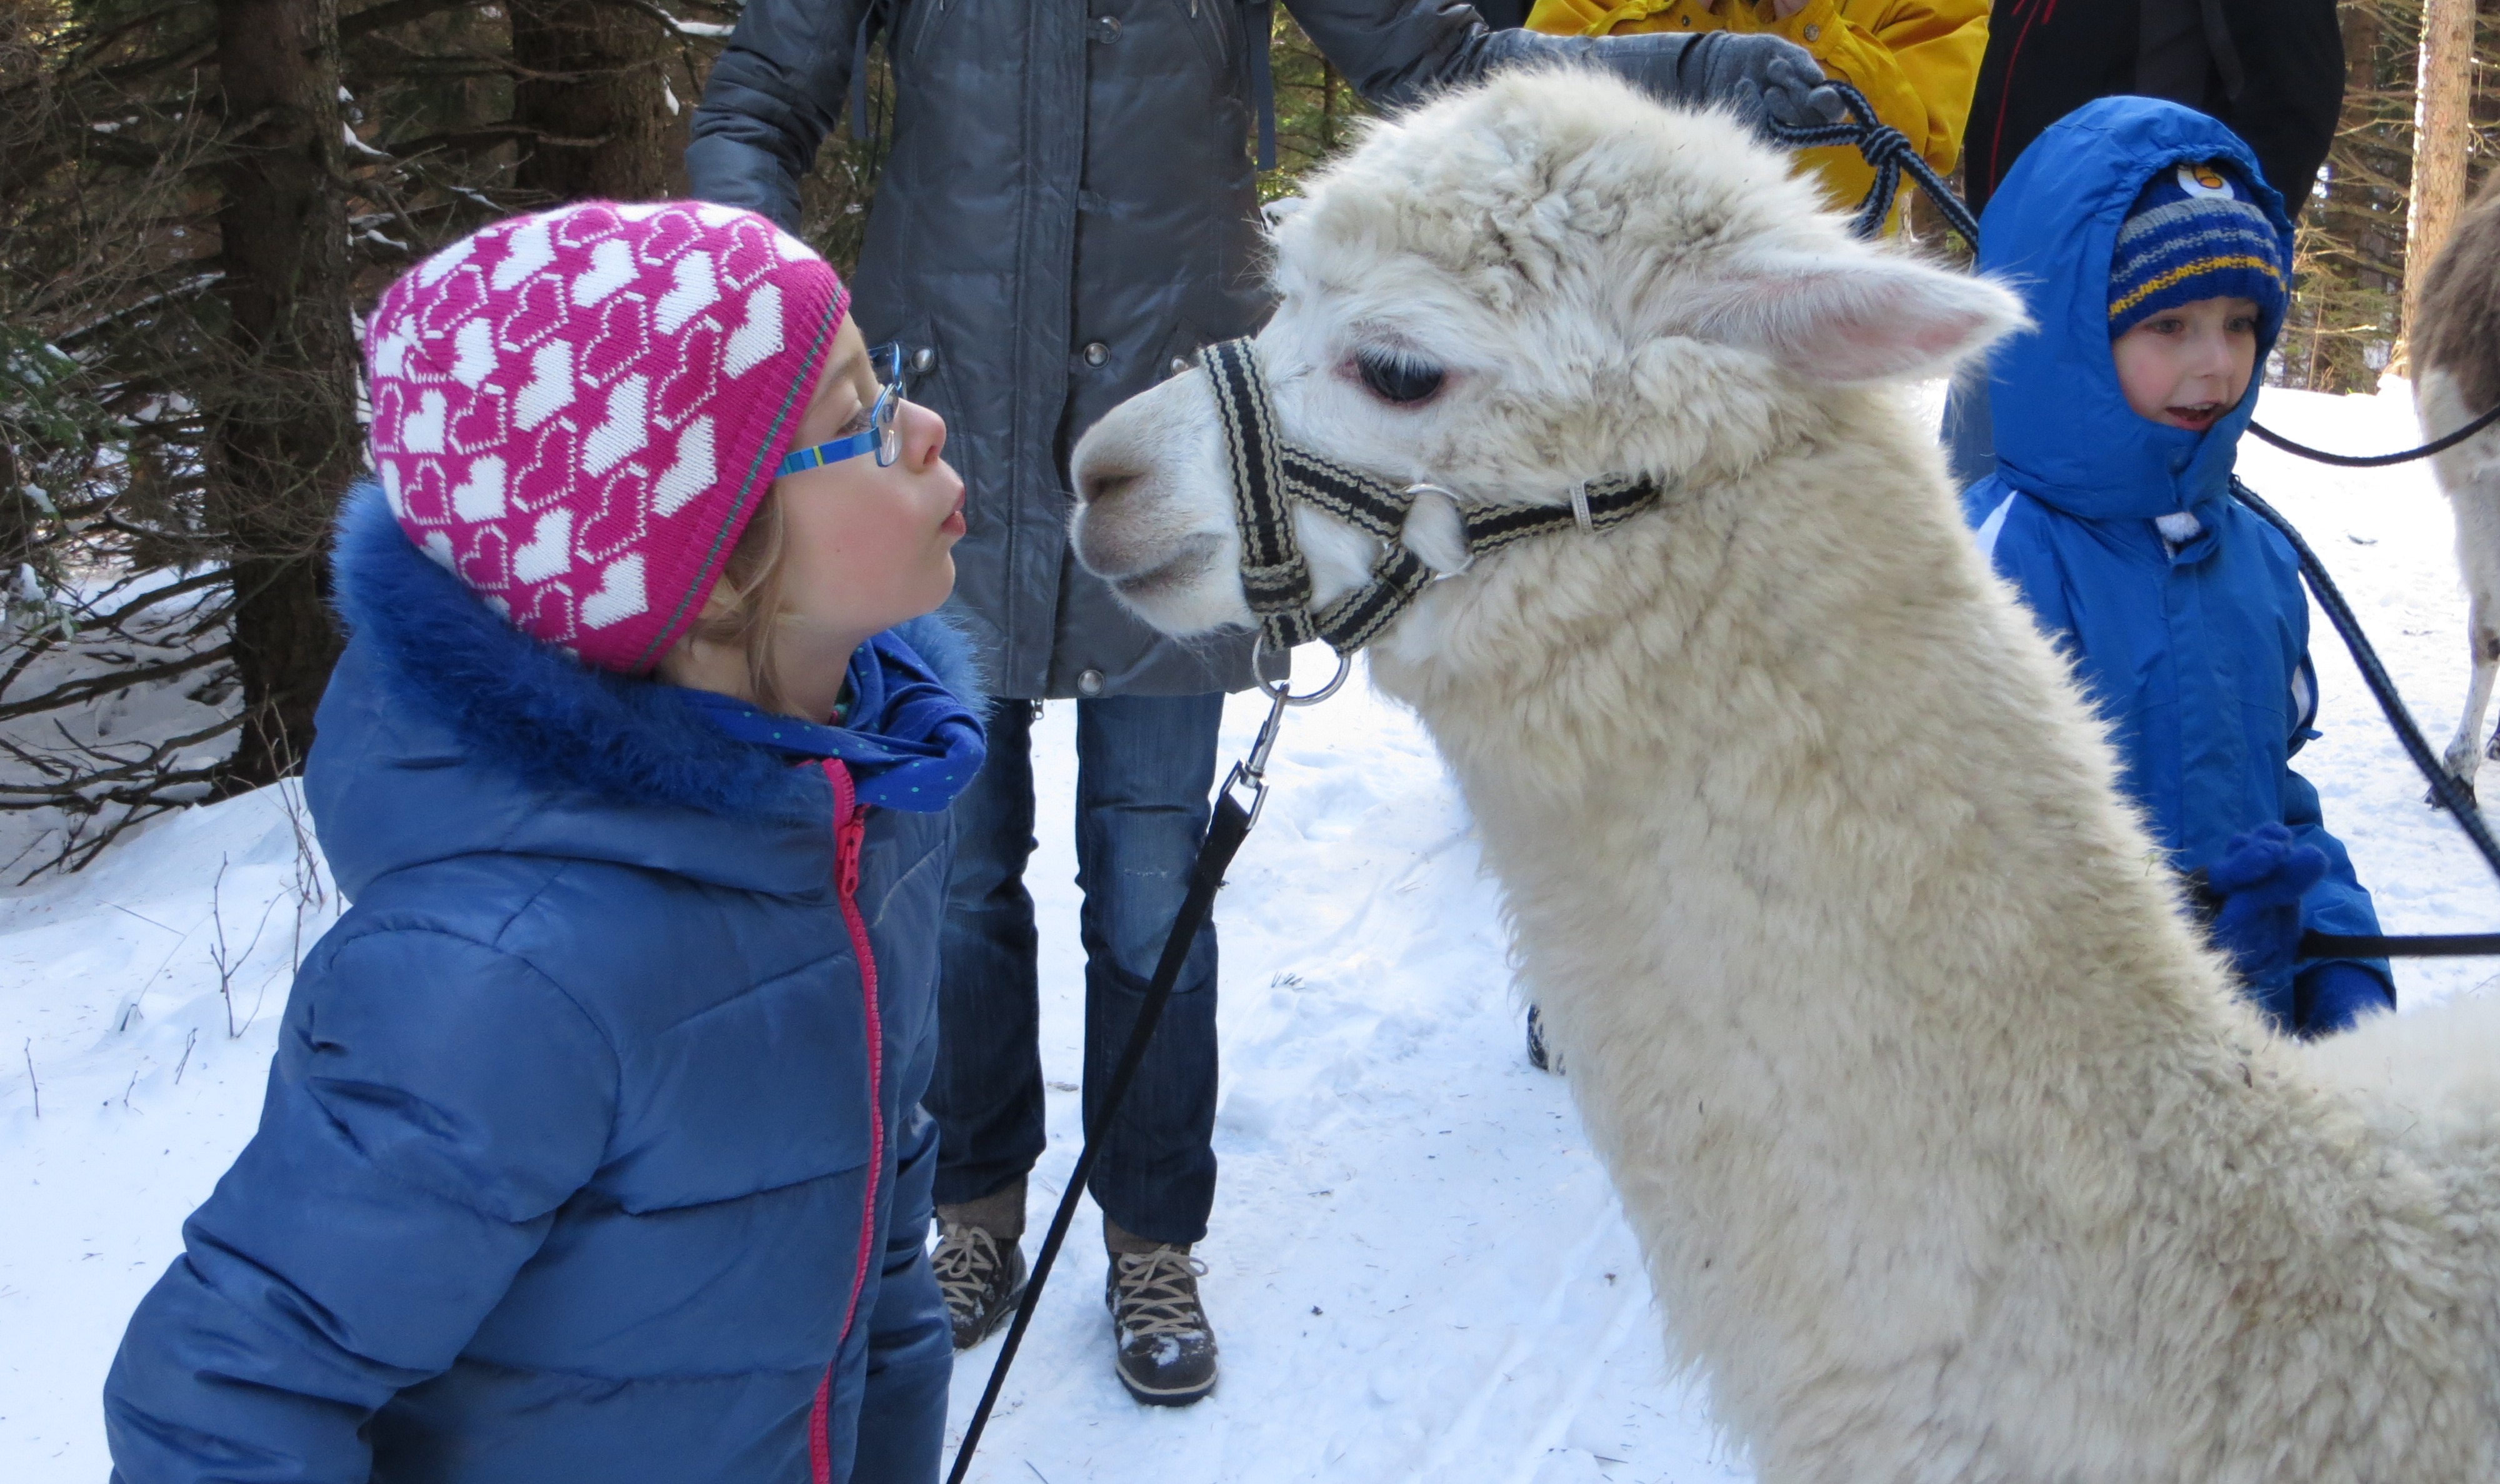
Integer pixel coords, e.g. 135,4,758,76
1288,0,1839,131
686,0,879,232
1278,0,1486,109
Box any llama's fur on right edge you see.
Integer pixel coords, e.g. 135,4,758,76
1071,71,2500,1482
2415,167,2500,797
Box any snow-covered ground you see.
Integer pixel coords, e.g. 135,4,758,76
4,382,2495,1483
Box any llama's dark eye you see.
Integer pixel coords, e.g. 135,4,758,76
1353,349,1446,406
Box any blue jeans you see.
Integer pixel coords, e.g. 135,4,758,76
928,692,1224,1245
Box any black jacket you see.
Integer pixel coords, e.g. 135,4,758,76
1963,0,2342,223
689,2,1511,699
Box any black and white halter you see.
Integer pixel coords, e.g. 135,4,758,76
1199,337,1674,657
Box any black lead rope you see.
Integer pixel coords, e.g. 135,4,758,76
944,791,1251,1484
2229,479,2500,960
942,674,1335,1484
2247,401,2500,469
1763,80,1979,246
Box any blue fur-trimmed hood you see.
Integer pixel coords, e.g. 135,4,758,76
308,483,984,899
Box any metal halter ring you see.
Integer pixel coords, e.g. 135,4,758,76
1251,633,1353,706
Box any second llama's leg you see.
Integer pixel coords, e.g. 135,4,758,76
2447,600,2499,804
2428,369,2500,805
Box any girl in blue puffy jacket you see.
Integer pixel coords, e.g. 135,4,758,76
103,201,984,1484
1962,97,2394,1039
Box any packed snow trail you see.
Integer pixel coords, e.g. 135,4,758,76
4,384,2496,1483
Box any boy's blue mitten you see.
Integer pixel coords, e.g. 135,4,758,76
2293,962,2394,1039
2204,824,2329,984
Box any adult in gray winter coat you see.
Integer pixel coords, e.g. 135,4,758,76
689,0,1837,1408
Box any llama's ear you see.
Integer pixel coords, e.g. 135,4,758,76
1684,251,2029,384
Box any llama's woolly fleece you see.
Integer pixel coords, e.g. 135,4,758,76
1062,67,2500,1482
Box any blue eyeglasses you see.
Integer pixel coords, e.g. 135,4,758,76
778,341,908,475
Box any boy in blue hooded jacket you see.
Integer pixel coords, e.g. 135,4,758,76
1962,97,2394,1038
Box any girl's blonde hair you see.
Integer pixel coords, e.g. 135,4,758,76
680,492,792,714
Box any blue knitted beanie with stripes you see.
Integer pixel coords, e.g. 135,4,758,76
2107,159,2288,340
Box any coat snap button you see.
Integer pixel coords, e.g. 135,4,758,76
1082,341,1109,367
1802,22,1820,40
1169,356,1192,376
910,346,937,375
1092,15,1121,41
1078,669,1105,696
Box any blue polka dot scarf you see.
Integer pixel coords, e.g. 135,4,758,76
674,630,986,812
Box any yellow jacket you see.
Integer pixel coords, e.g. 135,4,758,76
1524,0,1988,232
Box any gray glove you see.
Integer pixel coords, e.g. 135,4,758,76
1469,27,1845,139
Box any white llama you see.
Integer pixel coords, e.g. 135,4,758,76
1068,71,2500,1482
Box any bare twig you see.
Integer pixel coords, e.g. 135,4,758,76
21,1039,36,1119
104,900,178,934
206,854,282,1038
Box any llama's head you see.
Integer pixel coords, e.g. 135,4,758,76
1069,68,2026,645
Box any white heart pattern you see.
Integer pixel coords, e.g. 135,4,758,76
513,507,574,585
654,252,720,336
452,456,508,521
371,322,418,381
491,215,556,292
400,389,448,454
415,232,477,287
514,341,576,431
572,238,636,308
582,376,650,476
450,317,496,389
652,416,715,516
724,284,785,378
580,554,648,630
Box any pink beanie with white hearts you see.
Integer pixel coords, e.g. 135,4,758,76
364,200,848,674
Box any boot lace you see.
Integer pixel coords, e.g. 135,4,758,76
933,1222,1006,1315
1110,1248,1210,1340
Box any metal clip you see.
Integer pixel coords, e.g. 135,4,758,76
1222,635,1354,830
1220,686,1291,830
1569,479,1594,534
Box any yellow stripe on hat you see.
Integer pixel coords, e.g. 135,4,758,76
2108,255,2287,319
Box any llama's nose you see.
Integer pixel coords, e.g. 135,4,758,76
1076,451,1141,510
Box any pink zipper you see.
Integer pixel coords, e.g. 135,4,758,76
811,759,883,1484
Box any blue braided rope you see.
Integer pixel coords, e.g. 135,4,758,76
1766,80,1980,247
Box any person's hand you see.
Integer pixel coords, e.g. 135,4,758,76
1666,31,1844,132
1478,30,1844,139
2292,962,2393,1039
1769,0,1813,17
2204,824,2329,984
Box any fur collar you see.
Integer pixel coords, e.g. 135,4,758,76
327,481,984,819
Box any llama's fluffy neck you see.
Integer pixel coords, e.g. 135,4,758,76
1366,386,2496,1477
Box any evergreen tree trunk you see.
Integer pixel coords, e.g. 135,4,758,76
509,0,681,202
2406,0,2476,352
210,0,361,787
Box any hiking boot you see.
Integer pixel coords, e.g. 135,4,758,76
933,1183,1028,1352
1104,1223,1218,1406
